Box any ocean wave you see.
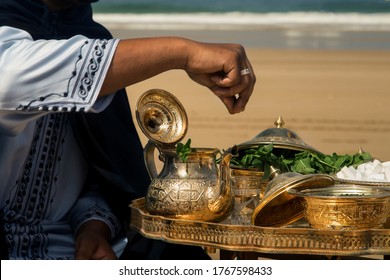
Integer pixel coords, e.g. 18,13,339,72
93,12,390,31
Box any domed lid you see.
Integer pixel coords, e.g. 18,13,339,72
252,171,335,227
237,116,320,153
136,89,188,146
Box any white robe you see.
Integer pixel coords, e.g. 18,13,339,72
0,26,125,259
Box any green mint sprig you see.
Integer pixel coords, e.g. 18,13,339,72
176,138,193,162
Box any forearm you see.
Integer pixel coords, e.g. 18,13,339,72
100,37,190,96
98,36,256,114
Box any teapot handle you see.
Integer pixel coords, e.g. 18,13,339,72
144,140,159,179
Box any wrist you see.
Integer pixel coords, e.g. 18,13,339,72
170,37,195,70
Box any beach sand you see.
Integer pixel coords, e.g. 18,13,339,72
125,48,390,160
105,25,390,260
108,28,390,160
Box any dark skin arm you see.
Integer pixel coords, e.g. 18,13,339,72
100,37,255,114
75,220,117,260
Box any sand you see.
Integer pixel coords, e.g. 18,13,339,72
124,48,390,161
106,26,390,160
102,25,390,261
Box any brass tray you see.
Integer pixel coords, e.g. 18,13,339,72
130,198,390,256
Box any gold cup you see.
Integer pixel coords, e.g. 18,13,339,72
289,185,390,230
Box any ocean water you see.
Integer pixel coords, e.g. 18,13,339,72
92,0,390,49
92,0,390,31
92,0,390,14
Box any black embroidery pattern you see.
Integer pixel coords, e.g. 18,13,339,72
71,206,121,240
78,40,106,100
3,114,67,259
16,39,110,112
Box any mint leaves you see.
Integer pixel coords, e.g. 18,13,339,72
230,144,372,175
175,141,373,175
176,138,193,162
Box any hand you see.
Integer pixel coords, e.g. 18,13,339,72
184,42,256,114
74,220,117,260
102,37,255,114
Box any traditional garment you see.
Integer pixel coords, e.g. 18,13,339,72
0,0,209,260
0,0,147,259
0,20,126,260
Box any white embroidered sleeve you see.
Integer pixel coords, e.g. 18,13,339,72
0,26,118,133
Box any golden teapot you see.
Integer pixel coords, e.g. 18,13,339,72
136,89,235,222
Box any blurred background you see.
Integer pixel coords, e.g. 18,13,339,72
92,0,390,160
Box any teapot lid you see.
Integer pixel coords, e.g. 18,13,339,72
237,116,320,153
251,172,335,227
136,89,188,146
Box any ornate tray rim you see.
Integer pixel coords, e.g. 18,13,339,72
130,198,390,256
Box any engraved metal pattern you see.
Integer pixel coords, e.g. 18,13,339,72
143,147,234,222
252,173,335,227
236,116,320,153
146,178,212,214
230,168,267,225
136,89,187,145
137,90,235,223
130,198,390,256
289,185,390,230
230,168,267,199
304,199,390,230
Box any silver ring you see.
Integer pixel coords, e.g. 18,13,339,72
240,68,250,76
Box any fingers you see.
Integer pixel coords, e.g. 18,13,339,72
217,88,252,114
75,240,117,260
185,42,256,114
75,231,118,260
75,242,95,260
210,63,256,114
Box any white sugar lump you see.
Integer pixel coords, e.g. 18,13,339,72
336,171,345,179
355,170,362,180
339,166,355,178
372,159,381,168
372,166,382,175
357,164,366,173
336,160,390,182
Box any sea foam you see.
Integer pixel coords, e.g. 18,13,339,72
94,12,390,31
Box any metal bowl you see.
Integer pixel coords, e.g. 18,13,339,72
288,185,390,230
251,172,335,227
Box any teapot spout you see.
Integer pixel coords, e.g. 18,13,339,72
208,146,238,220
